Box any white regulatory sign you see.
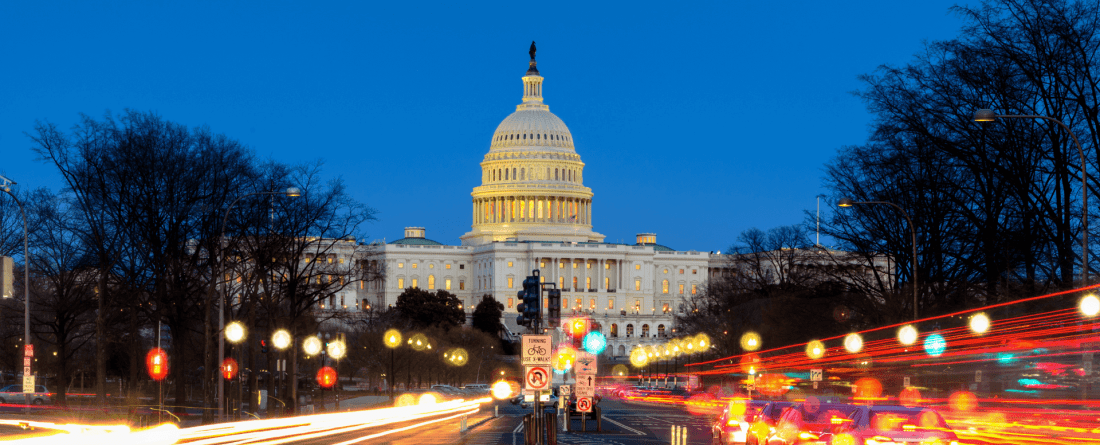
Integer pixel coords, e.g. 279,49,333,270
525,366,551,391
576,351,598,375
522,335,552,366
574,373,596,397
810,369,823,382
560,385,571,396
22,375,34,394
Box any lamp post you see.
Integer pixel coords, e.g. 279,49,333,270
383,329,402,400
271,329,291,412
214,187,299,420
838,197,919,320
973,109,1089,285
1,176,31,411
327,336,346,410
225,321,245,419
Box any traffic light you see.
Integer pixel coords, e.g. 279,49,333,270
546,288,561,327
571,317,588,350
515,270,542,328
260,339,269,354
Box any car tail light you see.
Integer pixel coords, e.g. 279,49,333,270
799,432,819,440
864,436,896,445
725,420,741,429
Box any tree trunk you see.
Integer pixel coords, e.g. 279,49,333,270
96,271,107,404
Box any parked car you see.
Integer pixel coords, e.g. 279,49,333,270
713,400,768,445
0,385,50,405
830,405,959,445
747,401,795,445
765,402,854,445
463,384,490,395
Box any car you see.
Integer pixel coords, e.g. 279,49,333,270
830,405,959,445
747,401,795,445
0,384,51,405
463,383,490,395
565,393,601,416
712,400,769,445
520,388,559,408
765,402,853,445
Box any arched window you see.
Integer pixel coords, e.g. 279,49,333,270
610,323,618,337
617,345,626,357
521,168,525,180
512,168,516,180
555,169,559,180
657,324,666,338
662,280,669,294
523,133,526,139
428,275,435,289
642,324,650,337
626,324,635,337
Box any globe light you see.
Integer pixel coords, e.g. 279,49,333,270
410,333,429,351
448,348,469,366
969,313,991,334
271,329,291,350
327,339,347,360
583,331,607,355
806,340,826,359
843,333,863,354
924,333,947,357
630,347,649,368
1081,294,1100,317
384,329,402,348
740,332,762,351
491,380,513,400
303,336,322,356
696,333,711,350
225,321,246,344
897,325,919,346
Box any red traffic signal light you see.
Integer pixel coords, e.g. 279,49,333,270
221,357,239,380
571,317,588,337
317,366,338,388
146,348,168,381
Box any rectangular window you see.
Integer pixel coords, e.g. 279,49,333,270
460,264,465,269
586,263,591,269
507,298,514,308
605,277,609,289
635,280,641,291
508,261,513,267
692,284,697,295
635,264,641,270
508,277,514,288
459,280,465,290
589,298,596,310
446,279,452,290
539,275,545,283
604,263,610,269
412,263,418,269
360,281,364,289
663,302,670,313
575,298,582,308
446,264,452,269
634,299,641,311
692,269,697,274
607,298,614,310
679,269,684,274
559,262,564,268
541,261,546,267
341,295,346,308
679,284,684,295
559,277,564,287
412,278,418,288
662,280,669,294
398,263,404,269
585,277,591,288
398,278,404,288
543,298,548,308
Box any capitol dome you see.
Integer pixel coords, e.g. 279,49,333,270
461,45,604,246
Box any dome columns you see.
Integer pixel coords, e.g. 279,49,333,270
473,195,591,226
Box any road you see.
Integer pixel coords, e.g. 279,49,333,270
283,399,715,445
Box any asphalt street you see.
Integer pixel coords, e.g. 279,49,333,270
287,399,716,445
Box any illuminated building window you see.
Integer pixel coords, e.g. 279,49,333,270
590,299,596,310
446,264,451,269
679,269,684,274
664,269,668,274
586,277,591,288
626,324,634,337
642,324,650,338
459,280,465,290
635,280,641,291
693,269,697,274
560,262,564,268
412,278,418,288
508,261,513,267
360,281,364,289
604,263,610,269
658,324,666,337
587,263,592,269
662,303,670,313
610,324,618,337
573,262,577,269
544,298,548,308
540,261,546,267
559,277,564,287
662,280,669,294
575,298,582,308
573,277,578,289
446,279,452,290
508,277,514,288
412,263,418,269
607,298,614,310
398,278,404,289
540,275,545,283
679,284,684,295
507,298,514,308
691,284,697,295
635,264,641,270
339,258,344,264
429,264,434,269
634,299,641,311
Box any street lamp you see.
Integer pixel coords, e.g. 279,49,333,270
839,197,920,320
974,109,1089,285
271,329,291,409
1,176,31,410
214,187,299,420
383,329,402,399
225,321,246,419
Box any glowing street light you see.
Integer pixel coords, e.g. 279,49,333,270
272,329,292,350
806,340,826,359
1081,294,1100,317
969,313,991,334
740,332,761,351
844,333,863,353
303,336,323,356
225,321,246,343
327,339,347,360
383,329,402,400
897,325,919,346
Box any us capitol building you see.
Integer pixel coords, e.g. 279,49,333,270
347,47,718,358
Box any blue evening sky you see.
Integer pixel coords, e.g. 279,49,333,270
1,1,967,252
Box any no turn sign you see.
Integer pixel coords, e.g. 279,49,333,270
525,366,550,391
577,396,593,413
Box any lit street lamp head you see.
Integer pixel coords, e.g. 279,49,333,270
973,109,998,123
225,321,246,343
272,329,292,350
285,187,302,197
303,335,323,356
838,197,855,207
383,329,402,348
327,339,347,360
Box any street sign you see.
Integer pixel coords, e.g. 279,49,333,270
576,396,593,413
22,375,34,393
521,335,552,366
576,351,598,375
22,357,30,367
903,376,911,387
575,373,596,397
24,345,33,357
975,370,982,383
525,366,551,391
560,385,571,396
810,369,823,382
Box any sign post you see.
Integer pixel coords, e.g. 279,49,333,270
522,333,551,445
810,368,822,389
